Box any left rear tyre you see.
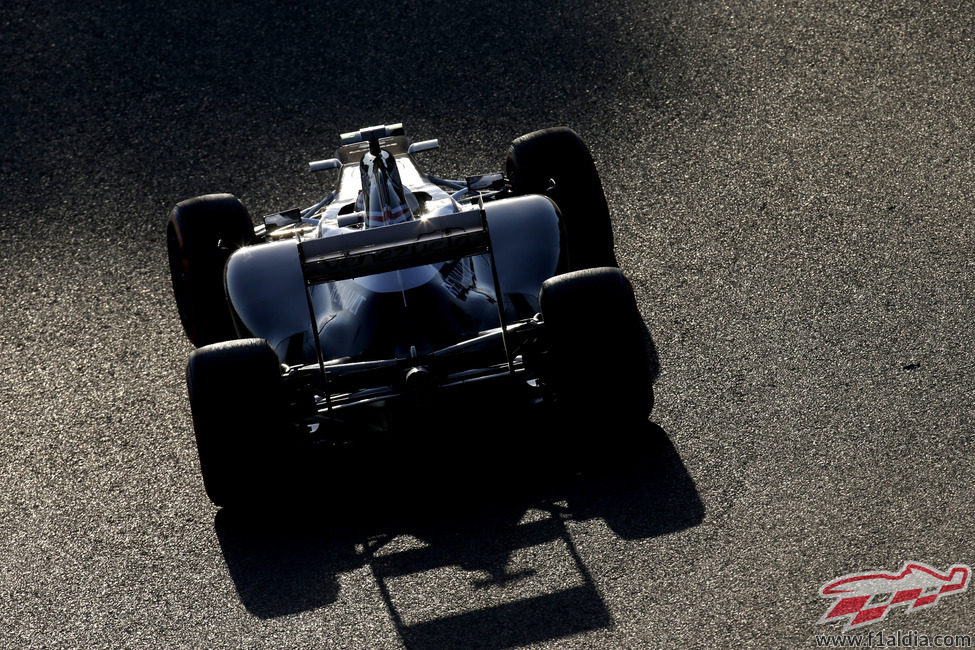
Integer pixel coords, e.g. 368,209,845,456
186,338,287,508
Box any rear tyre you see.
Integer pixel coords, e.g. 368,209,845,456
539,267,653,427
506,127,616,270
167,193,255,346
186,338,288,508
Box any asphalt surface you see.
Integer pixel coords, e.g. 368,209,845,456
2,1,973,648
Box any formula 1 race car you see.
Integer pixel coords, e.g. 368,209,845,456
167,123,653,507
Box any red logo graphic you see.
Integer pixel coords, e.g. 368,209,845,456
818,561,970,630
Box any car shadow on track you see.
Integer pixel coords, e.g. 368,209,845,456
215,416,702,648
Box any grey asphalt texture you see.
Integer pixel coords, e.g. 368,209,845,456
2,1,973,648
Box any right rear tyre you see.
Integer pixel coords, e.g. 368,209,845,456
539,267,653,426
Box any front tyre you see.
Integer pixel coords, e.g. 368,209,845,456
186,338,287,508
167,193,255,347
539,267,653,426
506,127,616,270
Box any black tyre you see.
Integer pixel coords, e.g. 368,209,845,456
506,127,616,270
186,338,288,508
539,267,653,425
167,193,255,346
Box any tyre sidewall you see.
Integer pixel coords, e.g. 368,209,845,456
539,268,653,427
506,127,616,269
186,339,287,508
167,194,254,346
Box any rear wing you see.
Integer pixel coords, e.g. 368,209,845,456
296,207,515,407
297,210,490,285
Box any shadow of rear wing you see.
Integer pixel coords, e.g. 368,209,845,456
298,210,490,285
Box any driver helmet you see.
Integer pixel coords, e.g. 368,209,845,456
358,138,414,228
